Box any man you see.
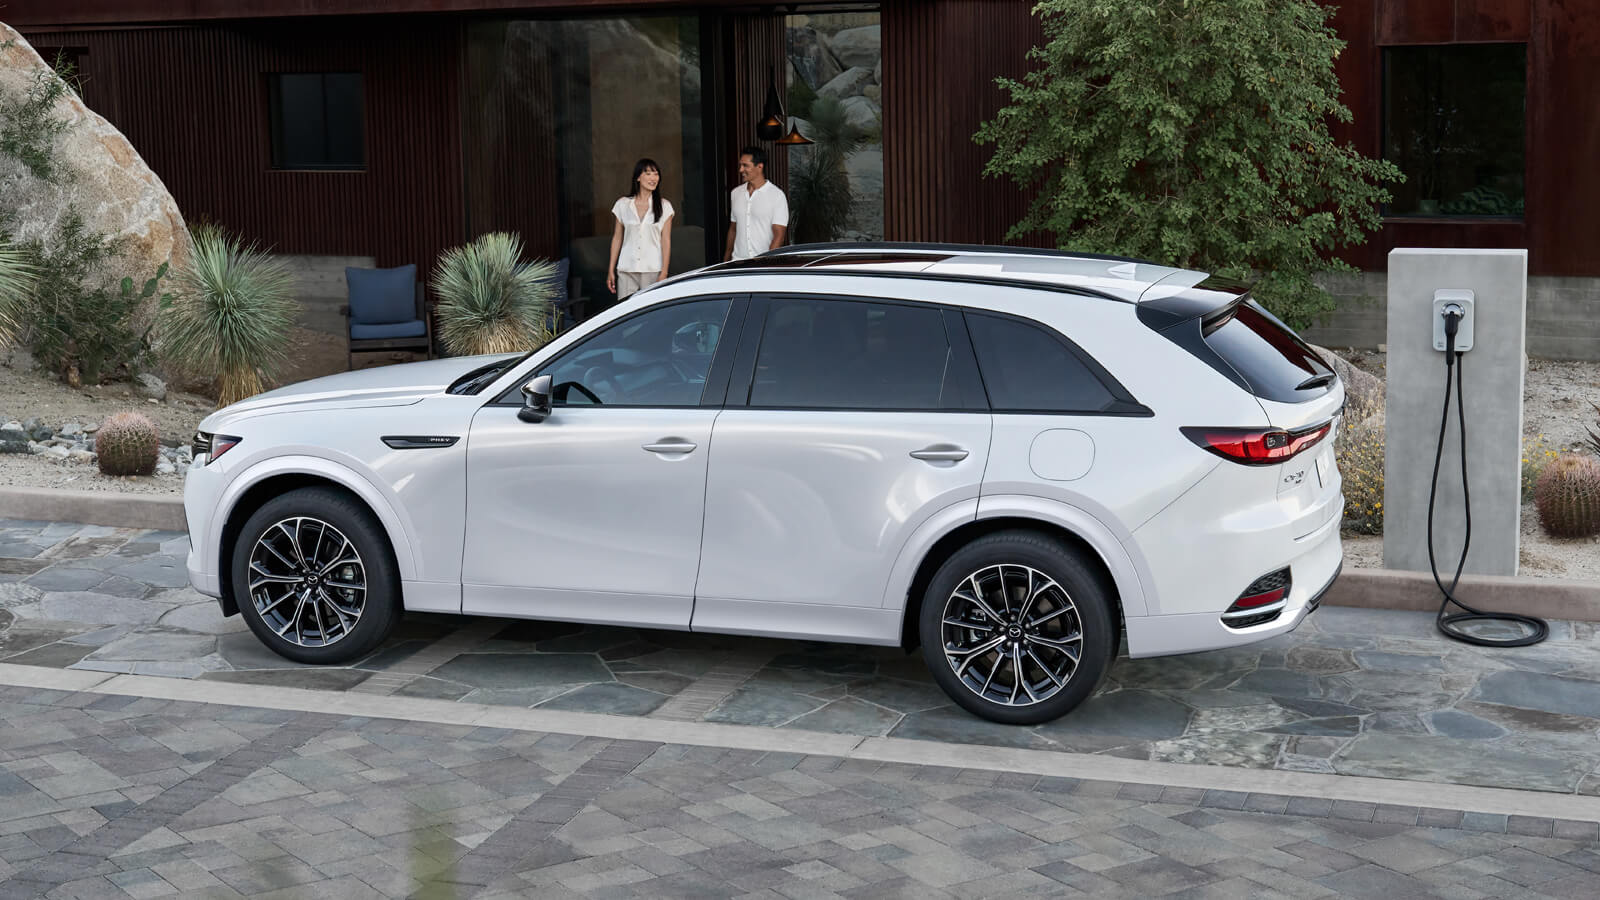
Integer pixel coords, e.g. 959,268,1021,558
724,146,789,261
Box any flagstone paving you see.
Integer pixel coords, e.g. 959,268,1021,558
4,518,1600,796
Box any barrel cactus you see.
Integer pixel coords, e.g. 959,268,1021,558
95,412,161,477
1534,453,1600,538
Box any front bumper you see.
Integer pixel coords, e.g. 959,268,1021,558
183,461,225,599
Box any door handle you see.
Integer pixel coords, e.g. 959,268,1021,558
643,438,698,454
910,444,969,462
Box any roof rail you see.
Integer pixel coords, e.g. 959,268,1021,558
763,241,1161,267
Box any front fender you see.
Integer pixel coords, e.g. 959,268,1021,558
211,452,419,583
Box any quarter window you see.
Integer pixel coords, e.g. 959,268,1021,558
536,298,730,407
965,313,1120,413
750,298,955,410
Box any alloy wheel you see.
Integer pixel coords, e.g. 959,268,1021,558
247,516,367,648
940,563,1084,707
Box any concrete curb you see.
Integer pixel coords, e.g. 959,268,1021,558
1324,566,1600,622
1,485,1596,619
0,486,186,531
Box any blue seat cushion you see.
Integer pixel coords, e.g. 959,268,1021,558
350,319,426,340
347,264,417,325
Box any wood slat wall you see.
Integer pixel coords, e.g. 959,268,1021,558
881,0,1046,247
23,20,465,275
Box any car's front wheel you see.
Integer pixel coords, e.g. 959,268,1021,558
920,530,1116,725
230,487,400,664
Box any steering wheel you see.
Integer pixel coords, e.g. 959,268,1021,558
555,381,603,405
581,366,623,403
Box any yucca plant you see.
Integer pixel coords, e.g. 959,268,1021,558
163,225,298,406
789,95,865,244
0,239,35,349
431,232,556,357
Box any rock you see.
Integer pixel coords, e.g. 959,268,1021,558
1309,345,1383,425
818,66,874,100
160,436,182,448
59,421,85,437
1,420,20,432
28,425,51,441
863,84,881,103
21,417,41,432
28,441,44,454
0,427,28,454
839,96,881,133
788,26,842,90
176,445,192,461
69,449,95,465
155,460,176,476
828,25,881,70
874,58,881,85
0,25,191,304
83,421,98,433
135,374,166,401
42,445,70,461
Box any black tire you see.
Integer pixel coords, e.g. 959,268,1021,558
919,529,1116,725
230,486,400,665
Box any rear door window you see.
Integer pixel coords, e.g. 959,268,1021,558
749,297,959,410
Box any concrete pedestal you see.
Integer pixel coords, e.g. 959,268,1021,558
1383,249,1526,576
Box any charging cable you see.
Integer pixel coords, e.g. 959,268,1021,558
1427,305,1548,647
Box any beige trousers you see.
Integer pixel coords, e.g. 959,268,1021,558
617,270,655,299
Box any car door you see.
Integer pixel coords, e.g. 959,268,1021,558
461,296,744,629
693,294,992,635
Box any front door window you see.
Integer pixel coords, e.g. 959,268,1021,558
534,298,730,407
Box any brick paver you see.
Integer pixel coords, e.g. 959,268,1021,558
0,685,1594,899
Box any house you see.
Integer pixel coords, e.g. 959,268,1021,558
7,1,1596,357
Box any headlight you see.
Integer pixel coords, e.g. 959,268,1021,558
192,432,241,465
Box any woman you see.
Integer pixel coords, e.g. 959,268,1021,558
607,158,674,300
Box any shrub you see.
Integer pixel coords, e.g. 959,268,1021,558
975,0,1402,329
431,232,556,357
789,95,864,244
19,213,167,385
0,238,33,348
0,54,74,183
95,411,160,476
1338,410,1385,535
163,226,298,407
1534,453,1600,538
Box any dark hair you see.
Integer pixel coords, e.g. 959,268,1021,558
740,146,767,170
630,158,663,224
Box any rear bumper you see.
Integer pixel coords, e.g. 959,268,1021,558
1124,514,1343,658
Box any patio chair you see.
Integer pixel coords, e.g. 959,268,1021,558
342,264,432,369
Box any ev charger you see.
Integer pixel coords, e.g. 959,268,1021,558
1432,289,1474,353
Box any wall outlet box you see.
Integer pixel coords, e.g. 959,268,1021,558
1433,289,1475,352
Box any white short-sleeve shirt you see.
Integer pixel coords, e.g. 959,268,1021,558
730,181,789,260
611,195,675,274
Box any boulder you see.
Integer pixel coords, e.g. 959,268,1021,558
788,26,842,90
135,373,166,401
0,24,190,291
1309,345,1383,425
818,67,874,100
839,96,881,134
828,25,881,70
863,84,881,104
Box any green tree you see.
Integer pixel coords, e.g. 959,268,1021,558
976,0,1401,328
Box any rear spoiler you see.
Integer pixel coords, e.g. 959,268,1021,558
1135,272,1256,331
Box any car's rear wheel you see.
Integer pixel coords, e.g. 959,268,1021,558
230,487,400,664
919,530,1116,725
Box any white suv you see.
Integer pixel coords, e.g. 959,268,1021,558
183,244,1344,724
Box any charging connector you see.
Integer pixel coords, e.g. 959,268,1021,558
1426,293,1547,648
1432,289,1474,353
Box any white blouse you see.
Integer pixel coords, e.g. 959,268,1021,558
611,195,675,274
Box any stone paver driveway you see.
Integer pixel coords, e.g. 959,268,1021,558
4,519,1600,795
0,684,1597,900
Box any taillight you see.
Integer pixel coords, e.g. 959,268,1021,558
1181,422,1331,466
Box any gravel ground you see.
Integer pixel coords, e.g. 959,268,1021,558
1,342,1596,580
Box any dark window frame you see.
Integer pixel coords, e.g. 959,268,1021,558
962,310,1151,417
489,295,748,410
267,71,367,172
1379,42,1527,221
726,293,988,414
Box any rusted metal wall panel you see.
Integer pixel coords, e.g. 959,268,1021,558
20,21,466,276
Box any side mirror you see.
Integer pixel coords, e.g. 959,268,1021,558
518,374,552,423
